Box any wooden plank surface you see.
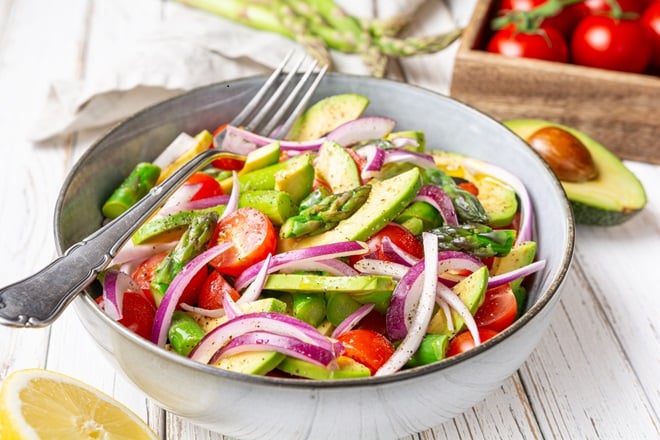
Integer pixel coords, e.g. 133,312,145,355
1,1,660,439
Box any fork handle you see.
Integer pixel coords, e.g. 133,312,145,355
0,148,238,328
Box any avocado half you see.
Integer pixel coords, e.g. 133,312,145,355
504,119,647,226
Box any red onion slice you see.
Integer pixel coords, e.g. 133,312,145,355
356,144,387,180
212,331,338,368
488,259,546,288
377,232,438,375
219,172,240,221
222,289,242,320
102,270,140,321
436,251,484,275
111,240,177,266
184,195,230,211
414,185,458,226
353,259,409,279
386,259,425,341
436,297,454,333
277,259,358,277
151,243,232,346
180,303,227,318
325,116,396,147
220,125,323,152
331,303,376,339
462,157,534,244
234,241,368,290
153,132,196,169
189,312,338,364
383,149,435,169
238,253,273,304
380,236,420,267
157,184,200,217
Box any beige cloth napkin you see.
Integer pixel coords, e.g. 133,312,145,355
33,0,472,141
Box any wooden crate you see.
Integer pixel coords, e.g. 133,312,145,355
450,0,660,164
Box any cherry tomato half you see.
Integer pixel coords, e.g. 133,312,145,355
349,223,424,265
474,284,518,332
336,329,395,375
446,329,498,357
131,252,207,307
97,291,156,340
487,24,569,63
209,207,277,277
198,270,241,310
184,172,223,201
571,15,651,73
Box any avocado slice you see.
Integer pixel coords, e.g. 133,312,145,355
474,175,518,228
288,93,369,141
315,141,361,193
280,167,422,250
274,155,315,204
427,266,488,335
277,355,371,379
505,119,647,226
491,241,537,317
263,274,394,294
239,142,281,175
131,205,225,244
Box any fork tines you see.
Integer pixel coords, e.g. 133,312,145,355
228,50,328,141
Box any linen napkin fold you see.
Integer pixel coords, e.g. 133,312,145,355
32,0,463,141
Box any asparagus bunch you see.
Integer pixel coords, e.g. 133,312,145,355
150,211,218,302
280,184,371,238
423,168,490,225
427,223,516,259
176,0,462,77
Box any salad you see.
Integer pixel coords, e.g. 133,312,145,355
96,93,545,379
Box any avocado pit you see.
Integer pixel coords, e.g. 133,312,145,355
527,126,598,183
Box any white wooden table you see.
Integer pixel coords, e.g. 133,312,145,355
1,1,659,439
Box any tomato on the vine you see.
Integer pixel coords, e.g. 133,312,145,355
571,15,651,73
487,24,569,63
642,2,660,69
576,0,645,16
498,0,585,36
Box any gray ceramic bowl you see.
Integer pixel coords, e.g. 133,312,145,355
54,74,574,440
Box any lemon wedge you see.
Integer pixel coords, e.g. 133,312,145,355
0,369,157,440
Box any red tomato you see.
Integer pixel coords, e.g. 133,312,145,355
571,15,651,73
642,2,660,69
349,223,424,265
131,252,207,307
457,181,479,196
97,291,156,339
446,329,498,357
474,284,518,332
336,329,395,375
487,24,569,63
210,123,245,170
185,172,223,201
209,207,277,277
576,0,644,15
498,0,585,36
198,270,241,310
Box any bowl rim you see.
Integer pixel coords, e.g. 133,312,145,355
55,72,575,388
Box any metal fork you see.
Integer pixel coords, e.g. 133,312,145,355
0,52,328,328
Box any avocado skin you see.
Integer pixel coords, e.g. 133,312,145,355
505,119,646,226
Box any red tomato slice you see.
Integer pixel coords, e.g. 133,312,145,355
210,123,246,170
198,270,241,310
446,329,498,357
336,329,395,375
209,207,277,277
457,181,479,196
356,309,387,336
185,172,223,201
474,284,518,332
131,251,207,307
349,223,424,265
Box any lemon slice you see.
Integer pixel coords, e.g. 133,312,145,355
0,369,157,440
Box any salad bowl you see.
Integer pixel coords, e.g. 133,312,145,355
54,73,574,440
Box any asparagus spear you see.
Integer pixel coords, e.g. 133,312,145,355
150,211,218,303
102,163,160,219
280,184,371,238
375,30,463,57
274,0,333,68
423,168,489,224
426,223,516,259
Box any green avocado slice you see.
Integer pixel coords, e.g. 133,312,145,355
505,119,647,226
288,93,369,141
